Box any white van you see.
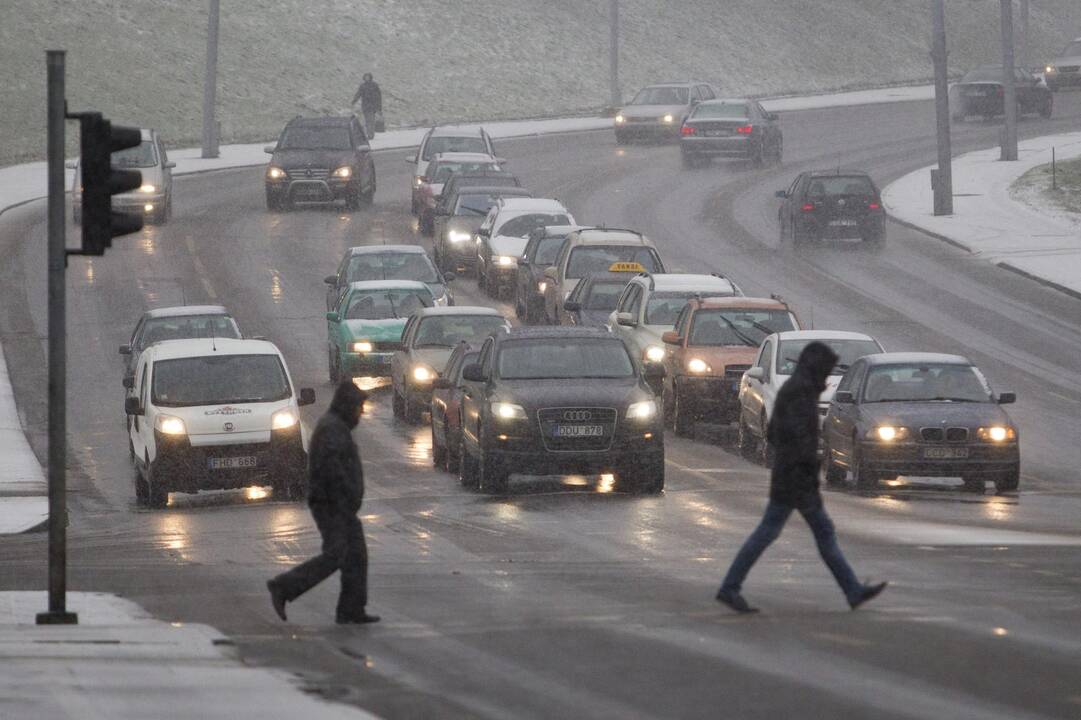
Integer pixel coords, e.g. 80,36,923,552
126,338,315,507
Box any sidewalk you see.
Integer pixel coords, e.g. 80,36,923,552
0,591,378,719
883,131,1081,299
0,348,47,534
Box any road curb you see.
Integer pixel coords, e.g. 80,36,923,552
885,213,976,254
996,261,1081,302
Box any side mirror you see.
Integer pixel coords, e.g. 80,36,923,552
775,190,787,198
118,344,132,355
661,330,682,345
165,161,177,169
643,362,666,380
462,363,486,382
325,311,340,323
563,301,581,312
122,375,135,390
298,388,316,406
443,271,456,283
615,312,637,328
543,266,558,280
323,275,337,285
997,392,1016,405
834,390,854,404
124,397,144,416
745,367,765,381
263,145,276,154
431,378,452,390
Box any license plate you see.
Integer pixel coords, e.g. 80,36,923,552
208,456,258,470
705,129,729,137
830,219,858,227
553,425,604,438
964,89,986,96
922,447,969,459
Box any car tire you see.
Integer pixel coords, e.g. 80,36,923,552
514,292,524,319
328,349,340,384
134,465,148,504
404,390,423,425
345,189,361,211
458,437,479,489
272,469,305,501
851,447,878,491
773,137,783,164
752,142,766,167
392,387,405,419
823,442,846,486
420,211,434,236
672,386,693,438
681,151,697,170
266,192,282,212
994,466,1020,494
792,224,807,247
431,425,448,470
757,415,774,468
478,449,509,494
145,457,169,509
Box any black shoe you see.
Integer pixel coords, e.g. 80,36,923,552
849,581,888,610
336,613,380,625
716,588,759,614
267,580,288,622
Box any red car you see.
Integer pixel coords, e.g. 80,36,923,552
430,342,479,473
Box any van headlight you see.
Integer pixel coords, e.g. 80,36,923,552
626,400,657,421
491,402,527,421
156,415,187,435
644,345,665,363
271,409,298,430
977,426,1016,442
413,364,435,383
448,230,471,244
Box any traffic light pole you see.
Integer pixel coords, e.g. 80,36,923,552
38,50,77,626
608,0,621,108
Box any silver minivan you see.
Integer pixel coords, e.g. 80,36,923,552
70,127,175,225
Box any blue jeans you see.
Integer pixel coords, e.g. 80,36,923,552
721,501,862,603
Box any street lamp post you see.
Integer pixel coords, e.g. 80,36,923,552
201,0,220,159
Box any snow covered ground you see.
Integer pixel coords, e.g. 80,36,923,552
0,591,379,719
5,0,1080,166
883,131,1081,299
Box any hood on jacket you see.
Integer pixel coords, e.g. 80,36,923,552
329,380,368,428
794,341,838,394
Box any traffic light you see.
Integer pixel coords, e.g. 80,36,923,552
77,112,143,256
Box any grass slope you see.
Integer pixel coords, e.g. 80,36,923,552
1011,156,1081,219
4,0,1081,165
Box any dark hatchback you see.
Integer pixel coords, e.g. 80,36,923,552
777,170,885,245
822,353,1020,493
951,65,1052,121
561,271,633,327
433,185,533,274
514,225,577,323
264,116,376,210
458,327,666,494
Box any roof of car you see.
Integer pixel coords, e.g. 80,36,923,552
144,305,230,319
346,244,427,256
644,273,736,293
429,125,487,138
806,169,873,178
862,352,972,366
498,326,615,341
567,228,652,246
345,280,431,292
143,337,281,361
412,305,504,318
496,198,568,212
691,296,788,310
532,224,587,239
287,115,352,126
773,330,877,342
429,152,498,164
704,98,751,105
647,81,704,88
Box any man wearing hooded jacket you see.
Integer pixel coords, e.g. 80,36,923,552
267,381,379,624
716,341,887,613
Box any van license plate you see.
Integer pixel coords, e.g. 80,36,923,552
553,425,604,438
922,447,968,459
208,456,258,470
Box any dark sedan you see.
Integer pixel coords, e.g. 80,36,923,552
822,353,1020,493
458,327,666,494
951,65,1052,122
264,115,376,210
430,342,479,474
433,186,532,275
514,225,577,323
679,98,782,167
561,272,633,327
777,170,886,245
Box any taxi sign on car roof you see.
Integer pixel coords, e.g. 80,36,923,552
608,262,646,273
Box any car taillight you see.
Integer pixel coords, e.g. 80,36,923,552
681,125,696,136
800,202,816,212
868,202,881,210
736,125,753,134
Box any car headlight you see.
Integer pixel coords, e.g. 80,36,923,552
615,114,625,124
448,230,471,244
267,166,286,180
687,358,711,374
352,341,373,353
626,400,657,421
869,426,910,442
139,183,157,193
644,345,665,363
332,166,353,178
413,175,425,188
537,281,547,293
494,255,516,267
491,402,527,421
156,415,186,435
271,409,298,430
1045,65,1056,74
977,426,1016,442
412,365,435,383
662,114,674,124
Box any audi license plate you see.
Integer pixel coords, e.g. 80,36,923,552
208,456,258,470
553,425,604,438
830,219,858,227
922,447,969,460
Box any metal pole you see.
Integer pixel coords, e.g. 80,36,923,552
201,0,220,158
1001,0,1018,161
37,50,77,626
608,0,621,108
1052,146,1057,190
931,0,953,215
1019,0,1029,70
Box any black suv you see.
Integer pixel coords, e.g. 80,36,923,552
458,326,666,494
264,116,376,210
776,170,885,245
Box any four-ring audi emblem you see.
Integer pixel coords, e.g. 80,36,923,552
563,410,592,422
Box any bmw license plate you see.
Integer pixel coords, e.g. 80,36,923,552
830,219,858,227
705,129,729,137
922,447,969,460
208,456,258,470
553,425,604,438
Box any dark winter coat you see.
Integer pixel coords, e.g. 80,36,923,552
766,341,838,508
353,80,383,113
307,382,368,513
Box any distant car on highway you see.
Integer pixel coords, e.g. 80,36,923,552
433,185,533,275
475,198,575,299
325,245,453,310
264,115,376,210
561,271,635,327
679,98,782,168
950,65,1052,121
430,342,479,473
457,326,667,494
776,170,886,245
70,127,175,225
120,305,241,387
614,81,718,144
1043,37,1081,91
417,152,504,235
514,225,580,323
822,352,1019,494
407,126,497,213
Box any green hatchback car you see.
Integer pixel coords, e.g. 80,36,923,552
326,280,435,382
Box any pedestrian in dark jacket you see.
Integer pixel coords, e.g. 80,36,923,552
716,341,887,613
352,73,382,140
267,381,379,624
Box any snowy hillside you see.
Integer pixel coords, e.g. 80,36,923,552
4,0,1080,165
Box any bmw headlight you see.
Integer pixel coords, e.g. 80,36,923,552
491,402,527,421
352,341,373,353
644,345,665,363
662,114,674,124
869,426,910,442
977,426,1016,442
155,415,187,435
687,358,711,374
626,400,657,421
267,166,286,180
332,166,353,178
271,409,298,430
447,230,471,244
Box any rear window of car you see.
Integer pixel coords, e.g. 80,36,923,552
630,87,689,105
497,338,634,379
423,136,488,161
430,161,500,183
566,246,661,279
152,354,290,407
497,214,571,238
581,281,629,311
138,315,240,350
862,364,992,403
691,103,749,119
413,316,507,348
644,293,699,326
777,338,882,376
689,309,796,347
805,176,875,197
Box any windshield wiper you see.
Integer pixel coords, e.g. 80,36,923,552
460,207,488,216
927,397,979,402
714,314,758,347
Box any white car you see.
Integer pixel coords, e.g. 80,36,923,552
475,198,575,298
69,127,175,225
736,330,883,465
407,126,496,214
609,272,742,367
417,151,503,234
126,338,316,507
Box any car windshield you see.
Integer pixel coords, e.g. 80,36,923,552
961,67,1003,83
152,354,290,407
413,315,506,348
279,125,351,150
644,293,700,326
1061,40,1081,57
430,161,500,183
580,281,629,311
689,309,796,347
566,246,660,279
454,194,500,216
343,289,432,320
137,315,240,350
534,236,568,265
629,87,689,105
805,176,875,197
777,338,883,376
423,136,488,161
863,364,993,403
111,141,157,169
692,103,750,119
498,213,571,238
347,253,441,284
498,339,634,379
